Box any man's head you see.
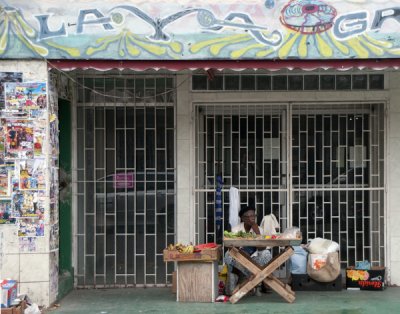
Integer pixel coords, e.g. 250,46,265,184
239,206,256,227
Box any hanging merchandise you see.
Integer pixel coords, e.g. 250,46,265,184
229,187,240,229
215,175,223,232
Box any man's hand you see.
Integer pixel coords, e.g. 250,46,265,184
251,223,261,235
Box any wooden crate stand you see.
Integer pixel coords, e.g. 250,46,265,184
163,246,221,303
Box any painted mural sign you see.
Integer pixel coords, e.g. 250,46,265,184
1,0,400,60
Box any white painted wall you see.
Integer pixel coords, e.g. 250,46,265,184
176,73,195,244
387,71,400,285
0,60,56,306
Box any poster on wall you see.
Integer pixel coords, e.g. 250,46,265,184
19,237,37,252
0,124,5,162
0,73,23,109
4,82,47,111
0,165,11,198
49,114,59,155
17,218,44,237
4,120,34,159
0,200,13,224
19,159,46,190
50,202,58,224
11,191,45,218
33,120,46,157
49,224,59,251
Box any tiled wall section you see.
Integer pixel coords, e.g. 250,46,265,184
0,60,55,306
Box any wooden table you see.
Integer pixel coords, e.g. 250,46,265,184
224,238,302,304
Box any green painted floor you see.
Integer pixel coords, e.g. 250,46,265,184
46,287,400,314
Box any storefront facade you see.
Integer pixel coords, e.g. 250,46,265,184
1,0,400,306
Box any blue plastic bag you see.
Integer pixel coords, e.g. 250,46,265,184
290,246,308,274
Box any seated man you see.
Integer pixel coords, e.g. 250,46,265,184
224,205,272,295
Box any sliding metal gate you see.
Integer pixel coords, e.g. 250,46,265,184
195,103,385,267
75,75,176,287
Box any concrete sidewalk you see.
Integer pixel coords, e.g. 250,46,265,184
45,287,399,314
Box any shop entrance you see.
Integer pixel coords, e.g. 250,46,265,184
74,74,176,287
194,103,385,268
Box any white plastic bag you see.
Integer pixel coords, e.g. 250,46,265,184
25,303,41,314
307,238,339,254
280,226,301,239
259,213,280,236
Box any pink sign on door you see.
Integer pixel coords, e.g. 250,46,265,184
113,173,134,189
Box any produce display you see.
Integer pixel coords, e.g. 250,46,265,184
223,230,256,238
167,243,195,254
224,230,280,239
165,242,219,254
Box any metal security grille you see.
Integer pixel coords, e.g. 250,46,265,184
194,104,289,245
75,75,176,287
195,103,385,268
291,104,385,267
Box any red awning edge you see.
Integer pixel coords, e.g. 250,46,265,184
47,59,400,72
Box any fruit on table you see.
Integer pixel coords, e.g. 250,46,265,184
167,243,195,253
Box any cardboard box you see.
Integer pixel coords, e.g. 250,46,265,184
346,267,385,290
1,300,26,314
1,280,18,308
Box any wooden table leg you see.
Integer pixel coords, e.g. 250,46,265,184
228,247,294,304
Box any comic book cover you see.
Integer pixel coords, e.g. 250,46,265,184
33,119,46,157
17,218,44,237
0,72,23,109
4,82,47,111
0,165,11,198
0,200,13,224
11,191,45,219
19,237,37,252
19,159,46,190
4,120,34,159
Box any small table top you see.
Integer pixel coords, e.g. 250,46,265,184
223,237,302,248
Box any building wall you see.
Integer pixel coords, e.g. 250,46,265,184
387,71,400,285
176,73,195,244
0,60,57,306
175,71,400,284
1,64,398,309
